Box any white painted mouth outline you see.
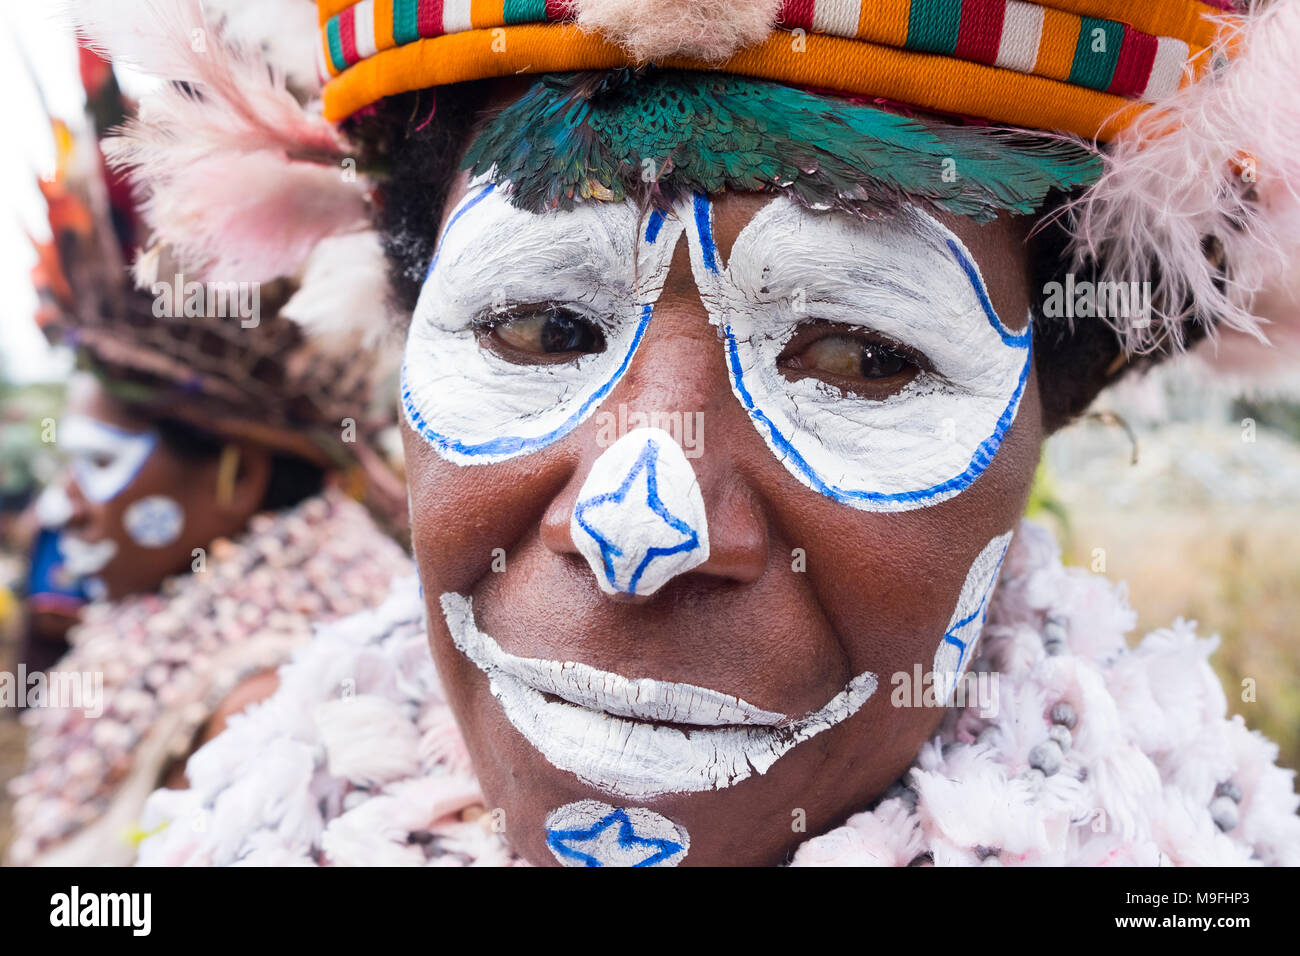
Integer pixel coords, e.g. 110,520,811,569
440,591,878,799
58,535,119,577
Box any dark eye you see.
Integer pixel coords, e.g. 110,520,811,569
782,333,917,386
486,306,604,358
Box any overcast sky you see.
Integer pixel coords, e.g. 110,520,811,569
0,5,82,383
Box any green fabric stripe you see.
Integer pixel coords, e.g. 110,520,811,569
326,17,347,72
503,0,547,25
393,0,421,45
1069,17,1124,90
906,0,963,55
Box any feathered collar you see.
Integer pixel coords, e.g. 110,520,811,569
132,519,1300,866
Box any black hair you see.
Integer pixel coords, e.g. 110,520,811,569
150,416,325,512
353,82,1181,434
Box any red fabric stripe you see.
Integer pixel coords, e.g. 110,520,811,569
418,0,445,37
1107,26,1159,97
339,7,359,65
779,0,815,32
954,0,1007,64
543,0,570,20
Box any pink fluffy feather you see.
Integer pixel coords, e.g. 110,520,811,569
70,0,365,283
1068,0,1300,356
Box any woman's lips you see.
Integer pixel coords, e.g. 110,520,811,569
440,591,878,799
58,535,118,576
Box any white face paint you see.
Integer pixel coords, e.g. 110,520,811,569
61,415,157,504
441,591,878,799
58,535,118,577
933,530,1014,703
406,190,1027,512
571,427,709,596
683,193,1031,511
33,484,73,529
401,183,684,465
123,495,185,548
546,800,689,867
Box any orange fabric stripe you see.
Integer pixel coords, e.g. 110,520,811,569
321,25,1144,140
318,0,356,25
1034,9,1081,81
857,0,911,47
1035,1,1219,49
470,0,504,29
375,0,396,51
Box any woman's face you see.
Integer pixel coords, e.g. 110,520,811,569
57,375,262,601
402,166,1044,866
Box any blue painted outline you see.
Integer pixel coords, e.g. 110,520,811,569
67,420,158,505
693,194,718,273
406,189,675,463
573,438,701,594
644,208,667,244
424,182,497,281
946,238,1032,348
941,539,1011,671
402,302,654,460
547,808,684,867
691,193,1032,507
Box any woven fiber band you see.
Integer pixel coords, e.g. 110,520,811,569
314,0,1227,140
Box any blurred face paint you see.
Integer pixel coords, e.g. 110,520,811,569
61,415,157,504
58,535,118,577
123,495,186,548
683,194,1031,512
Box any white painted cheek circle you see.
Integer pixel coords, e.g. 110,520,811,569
683,194,1032,512
400,184,685,465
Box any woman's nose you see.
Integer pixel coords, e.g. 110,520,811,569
568,426,709,596
541,424,769,597
539,238,770,597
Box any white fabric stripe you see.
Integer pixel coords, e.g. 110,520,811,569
811,0,861,38
354,0,377,58
994,1,1045,74
316,33,329,81
443,0,474,34
1142,37,1190,102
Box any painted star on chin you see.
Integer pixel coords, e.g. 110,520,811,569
573,438,702,595
546,808,684,867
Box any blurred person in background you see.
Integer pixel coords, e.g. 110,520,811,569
4,43,410,866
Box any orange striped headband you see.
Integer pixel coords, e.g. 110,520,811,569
314,0,1234,140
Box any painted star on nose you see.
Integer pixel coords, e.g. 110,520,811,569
571,427,710,596
546,807,686,867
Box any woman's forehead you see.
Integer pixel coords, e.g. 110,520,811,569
434,169,1033,332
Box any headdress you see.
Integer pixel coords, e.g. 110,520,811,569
30,36,401,486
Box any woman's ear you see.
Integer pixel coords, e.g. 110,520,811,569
213,442,273,521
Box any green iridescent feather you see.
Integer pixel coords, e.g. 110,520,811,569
462,70,1103,221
